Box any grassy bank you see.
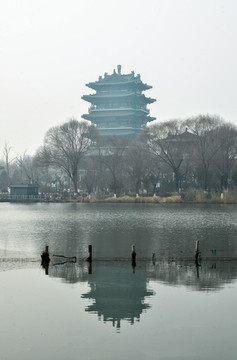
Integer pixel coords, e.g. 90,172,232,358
72,190,237,204
98,195,182,203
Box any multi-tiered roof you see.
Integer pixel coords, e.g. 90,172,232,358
82,65,156,139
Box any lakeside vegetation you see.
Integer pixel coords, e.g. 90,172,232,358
65,190,237,204
1,114,237,204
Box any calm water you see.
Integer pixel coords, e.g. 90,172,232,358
1,203,237,359
1,202,237,260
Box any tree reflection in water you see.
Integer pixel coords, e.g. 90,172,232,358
44,259,237,330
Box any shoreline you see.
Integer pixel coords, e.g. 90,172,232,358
1,193,237,204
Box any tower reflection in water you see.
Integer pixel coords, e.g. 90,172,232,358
81,262,154,331
46,259,237,331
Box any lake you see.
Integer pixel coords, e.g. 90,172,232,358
0,202,237,359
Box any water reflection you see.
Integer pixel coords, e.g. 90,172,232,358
81,263,153,331
41,245,50,275
2,203,237,262
39,258,237,330
147,260,237,291
1,256,237,332
2,203,237,358
47,259,237,291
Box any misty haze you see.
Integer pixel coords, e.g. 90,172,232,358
1,1,237,360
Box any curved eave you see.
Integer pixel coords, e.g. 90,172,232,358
82,94,156,104
86,81,152,91
98,126,141,130
82,114,94,121
146,116,156,122
82,109,153,121
145,97,156,104
82,93,136,102
89,108,150,114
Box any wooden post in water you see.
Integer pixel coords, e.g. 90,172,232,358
87,245,92,263
41,245,50,275
41,245,50,262
195,240,200,266
131,245,136,266
88,261,92,274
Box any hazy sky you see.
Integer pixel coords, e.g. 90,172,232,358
0,0,237,157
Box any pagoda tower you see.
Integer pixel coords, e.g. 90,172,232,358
81,65,156,139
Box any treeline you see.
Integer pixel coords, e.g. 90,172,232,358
1,114,237,199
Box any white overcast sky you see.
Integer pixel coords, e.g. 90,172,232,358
0,0,237,157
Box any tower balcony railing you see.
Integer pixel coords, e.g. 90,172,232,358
88,106,150,114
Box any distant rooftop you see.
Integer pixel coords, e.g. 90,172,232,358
86,65,152,91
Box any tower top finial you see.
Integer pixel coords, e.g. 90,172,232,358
117,64,121,75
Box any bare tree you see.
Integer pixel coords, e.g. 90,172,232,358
3,143,16,186
98,136,130,195
184,114,224,191
16,152,39,184
143,120,195,191
36,119,98,193
212,123,237,190
124,139,154,194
